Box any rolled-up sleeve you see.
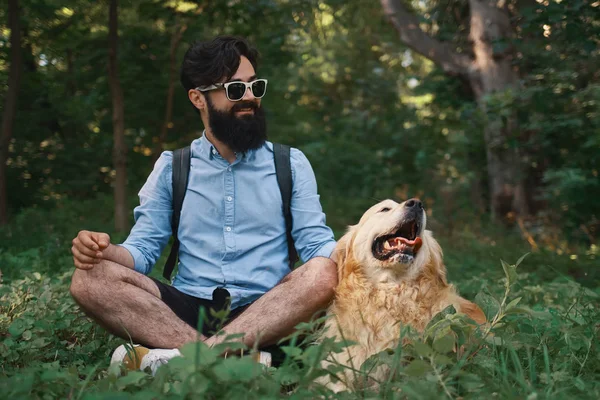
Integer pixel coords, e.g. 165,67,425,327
289,149,337,262
120,151,174,275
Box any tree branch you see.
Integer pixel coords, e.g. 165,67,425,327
380,0,472,76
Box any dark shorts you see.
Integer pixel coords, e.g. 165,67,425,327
150,277,250,338
150,278,298,366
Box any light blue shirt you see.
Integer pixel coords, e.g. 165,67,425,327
120,135,336,309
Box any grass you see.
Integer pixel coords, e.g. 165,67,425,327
1,194,599,399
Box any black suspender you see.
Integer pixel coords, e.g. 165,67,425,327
273,143,299,270
162,146,191,280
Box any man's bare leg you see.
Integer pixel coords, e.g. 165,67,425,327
70,260,199,348
70,256,337,352
205,256,337,349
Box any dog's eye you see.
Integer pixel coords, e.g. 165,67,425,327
379,207,391,213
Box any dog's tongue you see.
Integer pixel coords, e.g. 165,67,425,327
388,236,423,251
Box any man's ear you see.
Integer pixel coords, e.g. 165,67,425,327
188,89,206,111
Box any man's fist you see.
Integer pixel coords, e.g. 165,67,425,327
71,230,111,270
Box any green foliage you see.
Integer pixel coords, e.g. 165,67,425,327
2,198,600,398
513,0,600,237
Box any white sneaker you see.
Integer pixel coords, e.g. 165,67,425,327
251,351,272,368
110,344,181,376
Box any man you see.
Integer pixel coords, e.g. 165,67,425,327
69,36,338,374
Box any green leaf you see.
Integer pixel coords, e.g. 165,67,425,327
40,370,70,382
504,306,533,316
179,342,219,367
433,334,455,354
212,357,262,383
116,371,148,389
459,372,484,391
426,305,457,332
501,259,518,287
403,359,432,377
485,336,504,346
413,341,433,357
433,354,454,366
274,367,302,385
22,330,32,341
361,349,394,374
8,319,29,337
30,338,49,349
505,297,522,310
515,253,530,268
474,292,500,321
281,345,303,359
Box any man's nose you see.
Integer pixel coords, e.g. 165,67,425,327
405,198,423,210
241,85,256,101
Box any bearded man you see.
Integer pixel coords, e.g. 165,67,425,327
69,36,338,374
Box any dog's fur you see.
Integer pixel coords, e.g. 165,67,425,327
318,199,485,392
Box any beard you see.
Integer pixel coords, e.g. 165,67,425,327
206,97,268,154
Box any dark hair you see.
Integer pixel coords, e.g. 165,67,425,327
180,35,259,92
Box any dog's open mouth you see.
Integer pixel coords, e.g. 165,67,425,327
372,219,423,263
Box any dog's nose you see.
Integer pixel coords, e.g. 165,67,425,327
405,198,423,210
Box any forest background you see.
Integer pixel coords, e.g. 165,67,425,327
0,0,599,398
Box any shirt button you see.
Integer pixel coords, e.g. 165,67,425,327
227,196,233,202
227,167,231,172
225,226,232,232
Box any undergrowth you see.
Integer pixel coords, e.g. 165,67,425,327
1,196,599,399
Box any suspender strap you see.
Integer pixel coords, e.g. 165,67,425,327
163,146,191,280
273,143,299,269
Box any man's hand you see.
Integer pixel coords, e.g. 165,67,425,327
71,230,111,270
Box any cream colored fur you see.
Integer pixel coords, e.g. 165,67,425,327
318,199,485,392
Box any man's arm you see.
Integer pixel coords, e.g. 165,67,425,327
71,230,135,270
287,148,337,262
104,244,135,269
119,151,175,275
71,152,174,274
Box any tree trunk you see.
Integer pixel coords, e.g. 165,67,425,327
0,0,23,226
153,21,187,164
108,0,128,232
468,0,529,219
381,0,530,221
66,48,76,96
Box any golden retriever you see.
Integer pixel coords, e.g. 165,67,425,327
318,198,485,392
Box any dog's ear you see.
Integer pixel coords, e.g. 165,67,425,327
423,230,448,285
334,227,357,282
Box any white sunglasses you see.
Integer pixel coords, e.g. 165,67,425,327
196,79,268,102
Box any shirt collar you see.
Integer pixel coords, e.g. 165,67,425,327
191,132,212,159
194,131,269,162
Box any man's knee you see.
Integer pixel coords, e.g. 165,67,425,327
69,261,118,304
70,268,90,305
